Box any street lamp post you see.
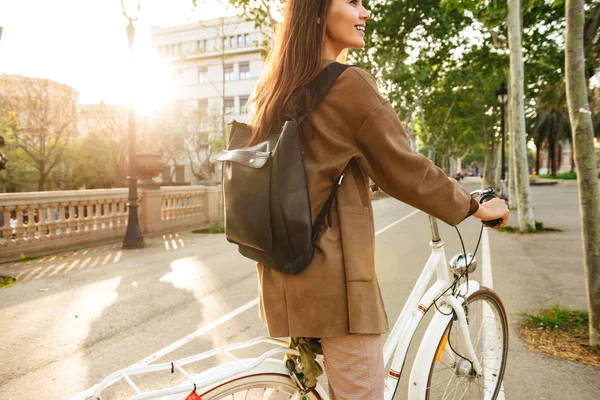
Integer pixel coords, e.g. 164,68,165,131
495,82,509,201
121,1,145,249
0,26,6,172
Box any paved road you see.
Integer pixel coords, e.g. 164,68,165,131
0,181,598,399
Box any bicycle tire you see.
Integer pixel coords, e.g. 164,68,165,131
425,288,508,400
198,373,323,400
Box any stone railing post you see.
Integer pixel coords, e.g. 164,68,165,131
205,185,222,224
138,187,163,235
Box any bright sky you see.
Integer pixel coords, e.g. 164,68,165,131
0,0,235,113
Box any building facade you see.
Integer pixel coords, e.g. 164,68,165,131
151,16,268,184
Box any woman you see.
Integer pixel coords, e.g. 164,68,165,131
247,0,509,398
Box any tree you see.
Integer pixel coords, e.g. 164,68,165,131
154,111,187,184
185,105,225,183
508,0,536,231
0,114,33,192
530,83,572,176
0,77,78,191
82,102,130,187
565,0,600,348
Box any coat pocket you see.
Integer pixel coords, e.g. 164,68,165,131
338,204,375,282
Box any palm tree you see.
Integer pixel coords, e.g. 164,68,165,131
530,83,572,176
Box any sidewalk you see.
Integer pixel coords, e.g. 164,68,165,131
490,184,600,399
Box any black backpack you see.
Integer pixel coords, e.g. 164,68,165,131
214,62,352,274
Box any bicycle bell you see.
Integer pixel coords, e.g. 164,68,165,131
448,252,477,275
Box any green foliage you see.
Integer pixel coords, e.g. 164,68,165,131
524,304,589,335
536,172,577,179
0,116,37,192
19,253,36,262
0,276,15,289
206,222,225,234
499,220,544,233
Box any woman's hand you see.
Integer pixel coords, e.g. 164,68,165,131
472,198,509,228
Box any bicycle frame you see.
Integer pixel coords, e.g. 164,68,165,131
382,215,482,400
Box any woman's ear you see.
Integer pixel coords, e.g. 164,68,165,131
317,17,321,24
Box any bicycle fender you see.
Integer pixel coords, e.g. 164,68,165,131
161,358,329,400
407,281,480,400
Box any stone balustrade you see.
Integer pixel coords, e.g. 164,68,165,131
0,185,222,263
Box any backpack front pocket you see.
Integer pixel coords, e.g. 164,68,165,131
216,149,273,253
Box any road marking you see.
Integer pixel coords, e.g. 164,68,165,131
74,208,419,399
375,209,420,236
481,227,506,400
69,297,259,400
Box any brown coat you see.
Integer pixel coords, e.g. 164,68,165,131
256,59,479,338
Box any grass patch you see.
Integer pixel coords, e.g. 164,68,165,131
531,172,600,180
498,221,554,234
0,276,16,290
20,253,36,262
206,222,225,234
192,222,225,234
525,304,588,333
520,305,600,367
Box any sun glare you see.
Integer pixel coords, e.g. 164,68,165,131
130,51,175,116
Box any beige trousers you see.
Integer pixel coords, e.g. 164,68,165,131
321,334,385,400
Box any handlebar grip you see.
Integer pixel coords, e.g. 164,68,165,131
480,189,503,228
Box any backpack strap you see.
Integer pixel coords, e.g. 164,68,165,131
311,167,347,242
296,62,354,125
298,62,355,242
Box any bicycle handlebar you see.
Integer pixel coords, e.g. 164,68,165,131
469,187,503,228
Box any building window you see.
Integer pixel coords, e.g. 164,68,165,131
230,36,236,48
224,64,234,81
237,35,244,47
223,36,230,49
225,97,235,114
198,66,209,83
197,39,207,52
245,33,251,47
239,62,250,79
240,95,249,113
198,99,208,118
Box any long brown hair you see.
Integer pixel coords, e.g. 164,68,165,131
247,0,342,145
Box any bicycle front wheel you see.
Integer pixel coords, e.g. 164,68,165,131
426,288,508,400
199,373,323,400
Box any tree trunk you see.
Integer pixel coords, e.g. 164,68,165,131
483,145,496,189
549,135,557,176
565,0,600,347
507,0,536,231
508,94,518,209
535,140,542,175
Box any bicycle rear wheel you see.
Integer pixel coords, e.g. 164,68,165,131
199,373,322,400
425,288,508,400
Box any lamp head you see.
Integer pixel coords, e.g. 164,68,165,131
495,81,508,104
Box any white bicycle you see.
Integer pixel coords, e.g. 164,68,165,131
93,188,508,400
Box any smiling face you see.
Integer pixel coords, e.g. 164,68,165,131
323,0,371,59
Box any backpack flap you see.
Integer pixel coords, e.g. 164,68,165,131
213,149,270,169
214,148,274,254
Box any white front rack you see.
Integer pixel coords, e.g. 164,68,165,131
93,336,298,400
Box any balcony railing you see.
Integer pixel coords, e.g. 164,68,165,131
0,185,222,263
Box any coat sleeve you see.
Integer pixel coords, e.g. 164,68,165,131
354,100,479,226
